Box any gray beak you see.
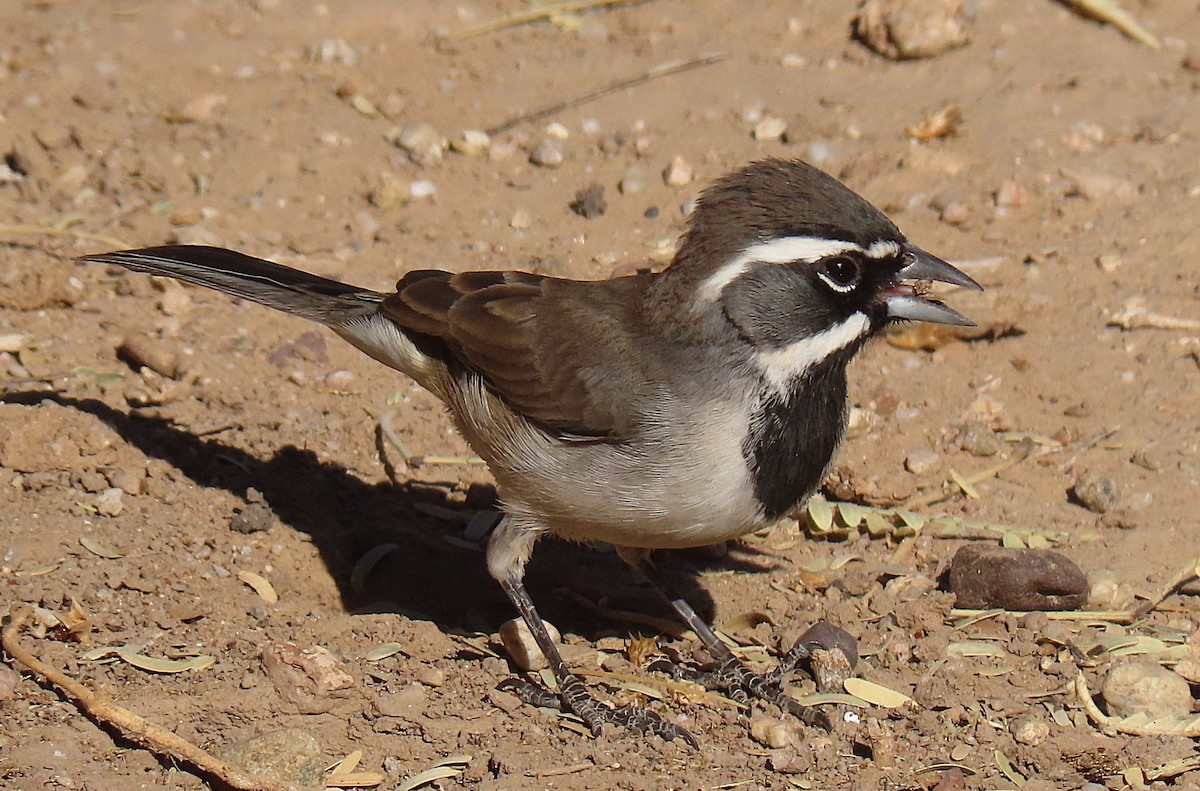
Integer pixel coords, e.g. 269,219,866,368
884,246,983,327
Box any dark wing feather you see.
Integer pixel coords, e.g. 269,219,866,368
380,269,643,439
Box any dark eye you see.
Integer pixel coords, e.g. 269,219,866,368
816,254,862,293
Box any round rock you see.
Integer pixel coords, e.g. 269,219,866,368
1102,661,1192,720
1072,469,1121,513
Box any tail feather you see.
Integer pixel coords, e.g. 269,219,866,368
80,245,382,325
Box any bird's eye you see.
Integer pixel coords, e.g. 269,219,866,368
816,255,863,293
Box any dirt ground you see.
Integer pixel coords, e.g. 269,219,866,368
1,1,1198,789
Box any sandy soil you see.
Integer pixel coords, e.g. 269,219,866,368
1,1,1198,789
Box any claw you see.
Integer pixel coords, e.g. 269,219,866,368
496,674,698,749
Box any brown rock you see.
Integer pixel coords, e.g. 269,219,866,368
949,545,1087,611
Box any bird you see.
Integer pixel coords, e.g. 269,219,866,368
80,157,981,747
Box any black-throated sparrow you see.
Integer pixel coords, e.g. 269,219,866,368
81,158,980,746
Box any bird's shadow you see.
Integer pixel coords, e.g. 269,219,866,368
5,391,780,642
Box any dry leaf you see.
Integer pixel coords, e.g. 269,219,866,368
843,678,914,708
907,105,963,141
351,543,400,592
79,535,122,559
120,651,216,673
237,570,279,603
626,634,660,668
363,642,404,662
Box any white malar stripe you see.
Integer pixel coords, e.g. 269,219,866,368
695,236,867,304
755,312,871,391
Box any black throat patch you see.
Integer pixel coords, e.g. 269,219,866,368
744,355,851,520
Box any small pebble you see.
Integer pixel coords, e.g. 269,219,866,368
323,369,353,390
1010,714,1050,746
1096,253,1122,273
955,420,1001,456
499,617,560,671
543,121,570,140
570,184,607,218
1102,661,1192,719
529,139,564,168
619,164,647,195
750,715,794,749
117,336,182,379
1086,568,1127,610
392,122,446,166
509,208,532,230
753,116,788,141
780,53,807,68
1072,469,1120,513
95,487,125,517
450,129,490,156
1129,450,1160,471
939,202,970,225
949,545,1088,611
370,174,408,210
416,667,445,687
409,180,437,199
662,155,693,187
904,448,940,475
994,179,1026,209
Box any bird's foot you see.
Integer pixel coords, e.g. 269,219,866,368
497,673,699,748
661,638,835,729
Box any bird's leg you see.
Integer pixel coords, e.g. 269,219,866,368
488,519,697,747
616,547,826,725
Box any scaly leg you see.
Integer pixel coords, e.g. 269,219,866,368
616,547,839,725
488,519,698,747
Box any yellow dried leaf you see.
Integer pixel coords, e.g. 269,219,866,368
949,469,980,499
947,641,1007,658
327,771,386,788
328,749,363,777
79,536,123,559
237,570,278,603
843,678,914,708
1001,531,1025,549
995,749,1027,787
806,498,834,533
119,651,215,674
363,642,404,662
837,502,865,529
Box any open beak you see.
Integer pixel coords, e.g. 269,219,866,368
884,246,983,327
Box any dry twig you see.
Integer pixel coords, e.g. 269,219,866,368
1075,672,1200,737
2,603,307,791
486,54,724,136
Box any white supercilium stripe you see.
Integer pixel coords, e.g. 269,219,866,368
755,312,871,391
864,239,901,259
695,236,867,304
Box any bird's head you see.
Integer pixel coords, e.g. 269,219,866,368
662,158,981,386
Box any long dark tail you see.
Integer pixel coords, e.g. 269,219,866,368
79,245,383,325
